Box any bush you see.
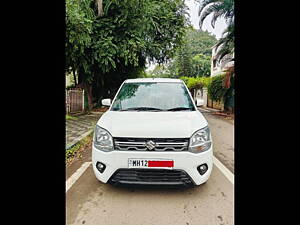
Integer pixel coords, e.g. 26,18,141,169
223,75,234,110
179,76,211,91
180,76,190,85
180,74,234,112
207,74,227,102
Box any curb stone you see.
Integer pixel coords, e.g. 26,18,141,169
66,129,94,150
66,112,104,150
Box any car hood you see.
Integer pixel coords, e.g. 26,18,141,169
97,111,208,138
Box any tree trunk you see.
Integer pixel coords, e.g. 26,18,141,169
95,0,103,17
84,83,93,110
77,71,93,110
72,70,77,86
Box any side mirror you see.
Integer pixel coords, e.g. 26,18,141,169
101,98,111,106
195,98,204,107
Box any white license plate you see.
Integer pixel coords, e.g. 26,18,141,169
128,158,174,168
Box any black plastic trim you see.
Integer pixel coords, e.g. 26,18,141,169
108,168,195,187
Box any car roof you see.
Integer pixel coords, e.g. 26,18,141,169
124,78,183,83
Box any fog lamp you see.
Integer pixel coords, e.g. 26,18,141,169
96,162,106,173
197,164,208,175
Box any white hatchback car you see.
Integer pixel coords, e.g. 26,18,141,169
92,78,213,187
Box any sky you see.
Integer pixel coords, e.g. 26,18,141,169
185,0,227,39
146,0,228,71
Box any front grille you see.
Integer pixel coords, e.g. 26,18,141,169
114,137,189,152
109,169,194,186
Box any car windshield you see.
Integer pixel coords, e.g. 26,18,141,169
111,82,196,111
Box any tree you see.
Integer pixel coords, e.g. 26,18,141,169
198,0,234,103
95,0,103,17
186,28,217,56
213,23,234,62
177,43,193,77
192,54,211,77
148,64,169,77
198,0,234,62
66,0,95,108
166,27,217,78
66,0,188,109
198,0,234,30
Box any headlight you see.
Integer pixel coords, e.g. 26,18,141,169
93,126,114,151
189,126,212,153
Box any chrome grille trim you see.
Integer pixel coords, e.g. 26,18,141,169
114,138,189,152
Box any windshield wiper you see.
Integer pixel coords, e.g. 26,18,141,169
120,107,163,111
166,107,193,111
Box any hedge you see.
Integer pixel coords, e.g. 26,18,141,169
180,74,234,111
179,76,211,91
207,74,227,102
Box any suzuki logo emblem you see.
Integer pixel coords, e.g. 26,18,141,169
145,140,156,150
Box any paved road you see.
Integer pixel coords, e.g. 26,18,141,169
67,165,233,225
66,109,234,225
66,113,103,149
200,109,234,173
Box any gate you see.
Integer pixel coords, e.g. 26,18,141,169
66,89,84,114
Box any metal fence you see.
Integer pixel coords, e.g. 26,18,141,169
66,89,84,114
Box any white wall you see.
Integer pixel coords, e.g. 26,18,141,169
211,46,234,77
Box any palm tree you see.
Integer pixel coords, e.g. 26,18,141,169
198,0,234,30
198,0,235,112
215,24,234,89
198,0,234,62
213,23,234,62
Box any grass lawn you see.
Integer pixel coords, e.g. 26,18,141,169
66,115,78,120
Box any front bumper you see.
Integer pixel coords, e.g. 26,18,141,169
92,145,213,186
109,168,195,187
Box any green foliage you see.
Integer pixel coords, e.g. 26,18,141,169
167,27,217,78
66,0,95,76
207,74,227,102
66,0,188,102
147,64,169,77
197,0,234,109
198,0,234,30
179,76,190,85
223,74,234,109
186,28,218,56
177,43,193,77
181,74,234,111
66,115,78,120
192,54,211,77
214,24,234,62
66,133,93,160
198,0,234,63
180,76,211,90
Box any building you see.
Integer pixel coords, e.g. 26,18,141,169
211,44,234,77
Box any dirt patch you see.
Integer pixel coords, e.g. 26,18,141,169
66,134,93,167
92,107,109,112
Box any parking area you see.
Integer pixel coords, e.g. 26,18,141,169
66,163,233,225
66,109,234,225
